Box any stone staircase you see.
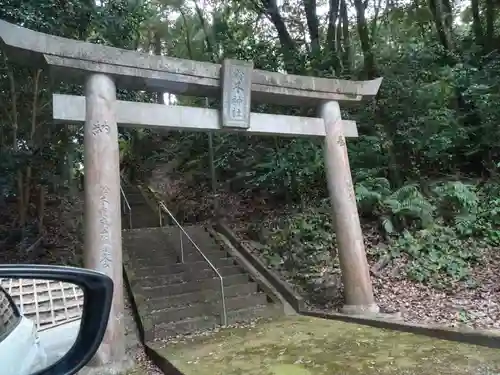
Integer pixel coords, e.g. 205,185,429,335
121,184,159,229
120,185,283,343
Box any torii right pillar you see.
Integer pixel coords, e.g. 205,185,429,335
321,101,379,314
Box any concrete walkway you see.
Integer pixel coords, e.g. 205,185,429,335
154,315,500,375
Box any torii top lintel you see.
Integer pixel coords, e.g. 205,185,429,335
0,19,382,106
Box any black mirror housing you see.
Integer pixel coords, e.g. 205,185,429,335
0,264,113,375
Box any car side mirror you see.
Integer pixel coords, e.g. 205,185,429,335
0,264,113,375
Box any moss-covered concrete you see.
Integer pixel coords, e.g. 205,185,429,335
123,368,146,375
154,316,500,375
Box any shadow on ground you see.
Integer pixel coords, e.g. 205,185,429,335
152,315,500,375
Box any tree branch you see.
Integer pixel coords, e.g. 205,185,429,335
303,0,321,55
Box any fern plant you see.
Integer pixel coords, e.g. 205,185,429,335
453,182,500,245
431,181,478,223
355,177,435,235
385,183,435,231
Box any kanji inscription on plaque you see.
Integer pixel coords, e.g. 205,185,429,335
221,59,253,129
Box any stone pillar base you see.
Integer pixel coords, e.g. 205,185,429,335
341,303,380,316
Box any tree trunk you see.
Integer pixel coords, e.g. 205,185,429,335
153,32,164,105
260,0,300,73
180,7,194,59
194,1,217,62
4,57,24,227
325,0,341,75
471,0,484,45
340,0,351,74
485,0,495,50
22,69,42,226
37,185,45,234
428,0,454,52
326,0,340,47
354,0,377,78
303,0,321,65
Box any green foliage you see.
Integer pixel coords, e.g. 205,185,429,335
262,209,336,285
260,179,496,291
453,182,500,245
431,181,478,223
355,179,494,287
0,0,151,231
355,177,435,234
385,226,481,287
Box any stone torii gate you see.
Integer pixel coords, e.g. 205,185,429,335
0,20,382,368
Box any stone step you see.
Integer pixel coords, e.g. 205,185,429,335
122,186,141,193
125,238,224,260
146,304,282,341
123,229,174,261
128,256,174,269
134,265,244,287
174,236,221,251
139,274,252,298
178,250,231,264
177,240,224,254
124,193,147,205
131,217,159,229
150,228,221,252
125,206,153,219
130,207,157,216
122,203,159,228
161,226,213,244
121,214,133,230
122,227,172,241
129,249,231,268
123,235,170,249
143,282,258,311
122,223,285,342
150,293,269,323
125,241,173,258
132,258,237,278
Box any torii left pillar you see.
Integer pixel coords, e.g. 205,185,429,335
83,73,126,366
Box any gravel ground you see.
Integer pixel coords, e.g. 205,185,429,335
123,295,164,375
372,250,500,329
125,348,163,375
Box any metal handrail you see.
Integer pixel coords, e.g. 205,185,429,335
120,185,132,229
157,201,227,327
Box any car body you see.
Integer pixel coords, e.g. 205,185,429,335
0,285,48,375
38,318,82,368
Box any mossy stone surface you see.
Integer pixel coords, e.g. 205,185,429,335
155,316,500,375
123,367,149,375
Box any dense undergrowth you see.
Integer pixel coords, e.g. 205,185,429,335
258,179,500,293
